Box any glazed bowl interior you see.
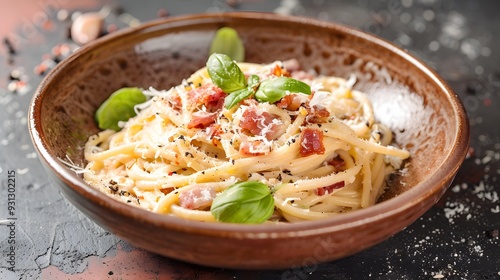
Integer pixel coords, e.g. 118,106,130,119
29,12,469,269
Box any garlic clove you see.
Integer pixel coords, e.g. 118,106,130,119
71,12,104,45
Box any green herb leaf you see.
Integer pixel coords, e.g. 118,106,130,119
224,87,254,110
206,53,247,93
247,74,260,88
224,75,260,109
95,87,146,131
255,77,311,103
209,27,245,62
210,181,274,224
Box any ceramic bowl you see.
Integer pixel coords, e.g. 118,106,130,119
28,12,469,269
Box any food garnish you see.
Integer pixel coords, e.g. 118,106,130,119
206,53,311,109
209,27,245,62
210,181,274,224
94,87,146,131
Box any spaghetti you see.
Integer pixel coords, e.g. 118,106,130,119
83,59,410,223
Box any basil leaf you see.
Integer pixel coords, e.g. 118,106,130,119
224,87,254,109
247,74,260,88
206,53,247,93
255,77,311,103
95,87,146,131
209,27,245,62
210,181,274,224
224,75,260,109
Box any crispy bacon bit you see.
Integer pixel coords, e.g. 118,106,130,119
187,111,217,129
270,64,291,77
277,94,309,111
206,124,223,146
327,156,346,172
300,128,325,157
187,84,225,112
239,140,270,156
306,105,330,123
239,108,285,140
167,94,183,111
178,187,216,210
315,181,345,196
206,124,222,139
160,188,175,195
242,98,259,106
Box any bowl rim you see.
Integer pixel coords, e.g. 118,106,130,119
28,11,470,238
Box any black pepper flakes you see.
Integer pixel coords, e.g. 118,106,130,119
108,185,119,193
3,37,16,55
465,80,482,95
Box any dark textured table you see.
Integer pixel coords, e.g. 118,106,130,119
1,1,499,279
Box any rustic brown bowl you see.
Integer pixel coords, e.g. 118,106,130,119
28,12,469,269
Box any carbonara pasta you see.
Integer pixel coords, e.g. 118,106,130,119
83,59,410,223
